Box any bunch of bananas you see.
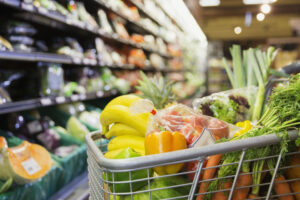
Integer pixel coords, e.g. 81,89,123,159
100,94,152,158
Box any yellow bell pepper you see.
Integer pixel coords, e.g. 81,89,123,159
234,120,252,137
145,131,187,175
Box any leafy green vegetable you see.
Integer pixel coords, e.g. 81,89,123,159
209,99,238,123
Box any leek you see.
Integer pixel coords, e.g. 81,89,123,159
222,45,277,121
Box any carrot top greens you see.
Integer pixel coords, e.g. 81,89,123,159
205,73,300,199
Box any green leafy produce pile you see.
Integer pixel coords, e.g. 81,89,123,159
206,73,300,199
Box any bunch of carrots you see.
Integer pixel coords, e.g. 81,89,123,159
195,150,294,200
195,74,300,200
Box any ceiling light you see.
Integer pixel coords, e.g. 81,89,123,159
260,4,271,14
256,13,265,21
234,26,242,35
243,0,276,5
199,0,220,7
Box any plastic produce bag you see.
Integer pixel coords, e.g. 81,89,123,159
193,86,257,124
147,104,229,147
39,63,64,97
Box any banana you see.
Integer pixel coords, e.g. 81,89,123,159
104,94,141,109
100,105,149,135
107,135,145,152
104,148,145,159
105,123,144,139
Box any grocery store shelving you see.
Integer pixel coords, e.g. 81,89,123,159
0,51,187,73
0,90,119,115
154,1,184,32
129,0,162,28
130,0,182,34
0,0,173,59
49,171,89,200
92,0,169,43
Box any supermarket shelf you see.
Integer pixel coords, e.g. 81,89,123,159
0,51,187,73
92,0,169,43
0,90,119,115
130,0,163,27
0,51,73,64
0,0,172,59
49,171,89,200
154,1,184,32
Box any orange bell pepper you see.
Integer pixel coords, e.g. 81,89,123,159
145,131,187,175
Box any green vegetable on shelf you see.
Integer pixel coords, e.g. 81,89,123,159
66,116,89,142
0,178,13,194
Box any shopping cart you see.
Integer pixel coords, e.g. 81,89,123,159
86,64,300,200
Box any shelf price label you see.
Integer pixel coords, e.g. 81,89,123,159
86,25,94,32
21,3,34,11
38,7,48,14
72,57,82,64
90,59,97,66
55,96,65,104
71,94,79,101
40,98,52,106
96,91,104,97
79,94,86,100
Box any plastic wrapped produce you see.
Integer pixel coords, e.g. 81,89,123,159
39,63,64,97
76,2,98,28
147,104,229,147
97,9,113,33
193,87,257,124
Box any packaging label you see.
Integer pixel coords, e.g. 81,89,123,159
21,158,41,175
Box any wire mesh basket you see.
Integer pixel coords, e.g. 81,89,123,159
86,129,300,200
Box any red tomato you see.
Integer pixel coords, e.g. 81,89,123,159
206,118,229,139
180,124,203,146
187,159,208,181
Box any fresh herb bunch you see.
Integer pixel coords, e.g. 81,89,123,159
206,73,300,199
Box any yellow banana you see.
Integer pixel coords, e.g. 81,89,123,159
100,105,149,135
104,94,141,109
107,135,145,152
105,123,144,139
104,148,145,159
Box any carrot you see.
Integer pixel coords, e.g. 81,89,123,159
248,194,261,199
196,154,222,200
274,175,295,200
233,172,252,200
212,180,232,200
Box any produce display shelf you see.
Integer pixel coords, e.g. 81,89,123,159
49,171,89,200
0,0,173,59
154,1,184,32
92,0,169,43
0,51,186,73
130,0,163,28
0,90,119,115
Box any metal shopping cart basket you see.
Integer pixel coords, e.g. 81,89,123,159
86,64,300,200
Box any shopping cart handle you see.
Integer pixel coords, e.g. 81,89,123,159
280,60,300,74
